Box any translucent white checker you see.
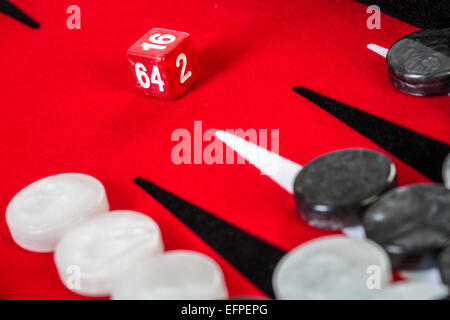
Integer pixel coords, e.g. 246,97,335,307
54,210,164,297
371,281,449,300
443,153,450,189
273,235,392,300
6,173,109,252
112,250,228,300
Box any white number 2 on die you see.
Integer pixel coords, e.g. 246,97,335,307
176,53,192,84
135,62,164,92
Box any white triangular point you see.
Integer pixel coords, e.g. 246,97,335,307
367,43,388,58
215,130,302,194
342,225,366,239
215,130,441,283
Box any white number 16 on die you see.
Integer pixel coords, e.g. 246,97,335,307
141,33,176,51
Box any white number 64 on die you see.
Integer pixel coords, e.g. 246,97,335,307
134,62,164,92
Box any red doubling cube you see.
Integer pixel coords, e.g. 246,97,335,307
127,28,199,99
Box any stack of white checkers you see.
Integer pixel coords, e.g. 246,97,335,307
5,173,228,299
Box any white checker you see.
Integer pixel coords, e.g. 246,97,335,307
54,210,164,296
112,250,228,300
443,153,450,189
6,173,109,252
273,235,392,299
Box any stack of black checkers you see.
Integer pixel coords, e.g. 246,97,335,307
386,28,450,96
284,148,450,299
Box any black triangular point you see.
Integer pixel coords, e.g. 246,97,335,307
0,0,40,28
294,86,450,182
134,177,285,298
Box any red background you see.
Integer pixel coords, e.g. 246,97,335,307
0,0,449,299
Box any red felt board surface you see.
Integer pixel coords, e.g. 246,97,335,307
0,0,449,299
